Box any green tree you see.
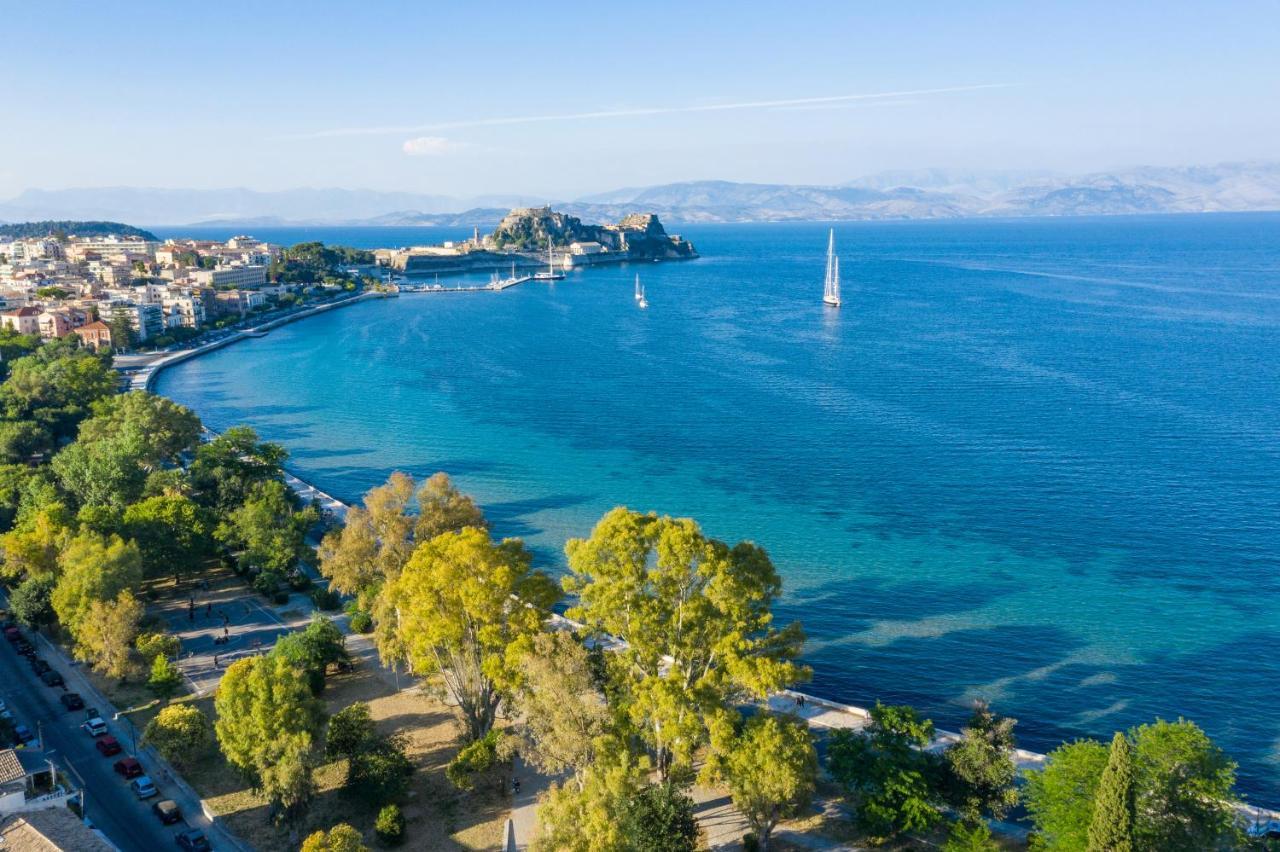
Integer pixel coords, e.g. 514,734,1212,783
375,804,404,846
944,701,1019,821
1024,739,1113,851
273,615,349,694
512,631,613,779
123,494,216,579
135,631,182,661
74,590,143,679
51,531,142,637
944,820,1000,852
325,702,376,761
1087,732,1136,852
51,434,148,509
318,471,415,601
0,341,116,440
219,479,316,573
214,654,324,821
413,471,487,541
80,392,201,468
350,735,414,804
564,508,808,777
706,713,817,851
1130,718,1239,851
827,703,942,839
446,729,515,792
377,527,560,740
0,419,50,462
617,782,700,852
301,823,369,852
189,425,286,512
9,574,56,629
147,653,183,699
107,306,138,351
143,704,212,767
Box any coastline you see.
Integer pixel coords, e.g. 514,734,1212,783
131,289,392,393
140,282,1280,829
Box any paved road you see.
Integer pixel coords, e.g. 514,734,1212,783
0,631,192,852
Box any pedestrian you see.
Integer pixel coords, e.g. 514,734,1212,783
206,602,212,617
213,653,219,669
513,777,521,795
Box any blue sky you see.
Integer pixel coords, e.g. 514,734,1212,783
2,1,1277,198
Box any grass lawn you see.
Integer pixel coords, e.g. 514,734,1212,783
182,664,509,851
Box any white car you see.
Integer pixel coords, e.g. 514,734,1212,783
82,717,108,737
130,776,157,799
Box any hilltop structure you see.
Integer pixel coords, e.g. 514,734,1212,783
377,207,697,276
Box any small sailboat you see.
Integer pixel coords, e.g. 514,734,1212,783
823,229,841,308
635,274,648,309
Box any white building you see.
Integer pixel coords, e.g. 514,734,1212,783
191,264,267,289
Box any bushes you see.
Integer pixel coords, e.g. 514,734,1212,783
446,729,515,792
374,804,404,846
311,585,341,611
348,608,373,633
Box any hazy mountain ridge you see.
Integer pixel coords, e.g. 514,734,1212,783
2,162,1276,227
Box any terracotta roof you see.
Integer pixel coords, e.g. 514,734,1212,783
77,321,111,332
0,809,116,852
0,748,24,786
3,306,41,317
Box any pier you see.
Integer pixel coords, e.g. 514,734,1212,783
397,273,537,294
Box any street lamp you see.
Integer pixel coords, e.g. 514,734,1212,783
113,712,137,754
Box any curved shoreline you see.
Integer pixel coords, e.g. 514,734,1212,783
142,289,1280,826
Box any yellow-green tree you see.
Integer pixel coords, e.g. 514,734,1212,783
377,526,559,740
317,471,415,600
706,713,817,851
511,631,613,779
51,531,142,637
565,508,808,776
0,502,74,581
413,471,487,541
533,748,649,852
300,823,369,852
214,654,324,821
143,704,213,768
74,590,143,679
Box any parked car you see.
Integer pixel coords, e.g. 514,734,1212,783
131,776,157,799
3,626,20,642
175,828,211,851
13,725,35,747
29,658,50,675
39,669,64,688
15,640,34,657
59,693,84,711
95,736,121,756
83,717,108,737
113,757,143,778
153,799,182,825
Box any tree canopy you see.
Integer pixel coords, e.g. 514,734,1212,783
564,508,807,776
378,526,559,740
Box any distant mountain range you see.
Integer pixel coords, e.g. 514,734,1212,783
1,162,1277,228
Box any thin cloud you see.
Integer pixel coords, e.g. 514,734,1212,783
402,136,462,156
296,84,1011,140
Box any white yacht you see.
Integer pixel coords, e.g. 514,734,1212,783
823,229,841,308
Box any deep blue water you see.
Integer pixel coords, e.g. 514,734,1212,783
155,214,1280,801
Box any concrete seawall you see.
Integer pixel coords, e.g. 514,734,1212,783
133,290,389,392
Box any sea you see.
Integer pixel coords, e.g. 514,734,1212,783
154,214,1280,801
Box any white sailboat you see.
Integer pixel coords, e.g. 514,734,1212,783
534,240,565,280
823,229,841,308
635,274,648,309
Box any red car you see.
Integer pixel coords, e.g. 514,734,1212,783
95,736,122,757
113,757,143,778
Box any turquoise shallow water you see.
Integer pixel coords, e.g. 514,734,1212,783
156,215,1280,799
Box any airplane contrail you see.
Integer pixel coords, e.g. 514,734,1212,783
292,83,1011,139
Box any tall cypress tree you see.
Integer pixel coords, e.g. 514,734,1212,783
1087,731,1136,852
